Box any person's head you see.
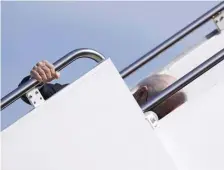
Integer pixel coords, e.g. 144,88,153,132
132,74,187,119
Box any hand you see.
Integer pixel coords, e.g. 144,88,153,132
30,60,60,83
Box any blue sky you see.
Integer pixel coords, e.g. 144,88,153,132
1,1,219,130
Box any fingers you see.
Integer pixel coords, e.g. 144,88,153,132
36,67,48,82
30,69,42,82
43,60,60,79
40,66,51,82
43,60,54,69
41,64,52,80
55,71,60,79
36,61,45,67
30,60,60,83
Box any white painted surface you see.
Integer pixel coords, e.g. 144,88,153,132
2,59,177,170
155,80,224,170
155,31,224,170
160,31,224,102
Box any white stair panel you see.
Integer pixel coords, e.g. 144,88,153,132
160,31,224,102
155,80,224,170
2,59,177,170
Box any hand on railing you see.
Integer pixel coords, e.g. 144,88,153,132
30,60,60,83
1,48,105,110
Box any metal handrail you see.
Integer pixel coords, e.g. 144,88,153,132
120,1,224,78
142,48,224,113
1,2,223,110
1,49,105,110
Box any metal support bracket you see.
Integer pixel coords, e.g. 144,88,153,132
213,10,224,31
145,111,159,129
26,88,45,108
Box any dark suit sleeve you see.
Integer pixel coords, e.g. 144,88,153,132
18,76,69,105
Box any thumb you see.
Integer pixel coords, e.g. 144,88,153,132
55,71,60,79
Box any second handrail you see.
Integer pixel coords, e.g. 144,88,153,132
142,48,224,113
120,2,224,78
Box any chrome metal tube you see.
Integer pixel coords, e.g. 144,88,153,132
142,48,224,113
120,2,224,78
1,49,105,110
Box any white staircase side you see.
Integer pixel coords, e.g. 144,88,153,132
2,59,177,170
155,79,224,170
159,31,224,103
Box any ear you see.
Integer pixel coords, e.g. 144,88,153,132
133,86,148,104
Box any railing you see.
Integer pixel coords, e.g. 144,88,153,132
120,1,224,78
1,49,105,110
142,48,224,113
1,2,224,110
